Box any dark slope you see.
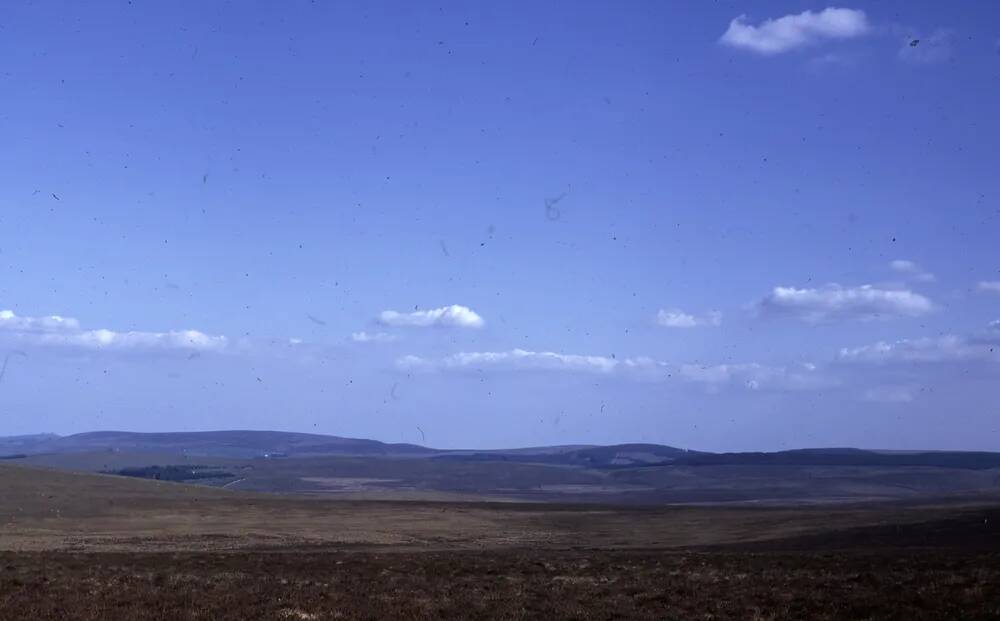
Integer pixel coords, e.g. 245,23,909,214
436,442,697,467
3,430,1000,469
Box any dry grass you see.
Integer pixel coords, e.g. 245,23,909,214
3,463,996,553
2,463,1000,619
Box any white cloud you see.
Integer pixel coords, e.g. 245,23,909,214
656,309,722,328
351,331,397,343
840,335,998,365
720,8,870,55
978,281,1000,294
0,309,226,352
677,362,833,392
46,329,225,351
831,321,1000,405
398,349,622,374
395,354,429,370
898,29,954,64
0,309,80,333
397,349,831,391
757,284,933,322
839,320,1000,367
378,305,484,329
889,259,935,282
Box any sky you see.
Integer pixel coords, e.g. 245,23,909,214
0,1,999,450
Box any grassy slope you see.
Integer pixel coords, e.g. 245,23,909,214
3,464,1000,619
13,450,1000,505
2,463,998,554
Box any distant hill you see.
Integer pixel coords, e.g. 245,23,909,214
3,430,1000,504
0,430,433,459
3,430,1000,470
0,433,60,452
437,445,1000,470
447,446,1000,470
668,449,1000,470
437,443,699,467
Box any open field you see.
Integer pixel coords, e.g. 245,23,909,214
7,431,1000,506
2,463,1000,618
13,449,1000,505
3,462,1000,553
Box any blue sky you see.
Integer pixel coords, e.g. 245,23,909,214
1,1,998,450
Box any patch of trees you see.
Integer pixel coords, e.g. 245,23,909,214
104,465,235,482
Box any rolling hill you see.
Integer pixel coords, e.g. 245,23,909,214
8,430,1000,470
3,431,1000,505
0,430,433,459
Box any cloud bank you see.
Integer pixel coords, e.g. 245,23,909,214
839,322,1000,364
840,336,985,364
397,349,830,392
0,310,80,333
398,349,623,374
378,305,484,328
0,309,227,352
720,8,870,55
757,284,933,322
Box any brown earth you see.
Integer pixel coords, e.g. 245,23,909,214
1,463,999,619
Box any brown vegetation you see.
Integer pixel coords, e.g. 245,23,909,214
2,548,999,620
2,464,999,619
